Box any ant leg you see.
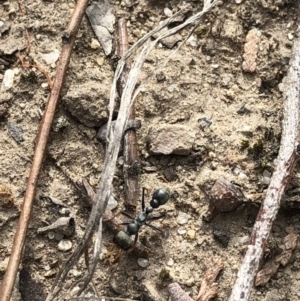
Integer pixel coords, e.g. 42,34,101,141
145,222,163,233
121,211,135,219
119,222,130,225
134,231,139,244
147,212,166,221
142,187,146,211
113,249,124,263
127,232,139,254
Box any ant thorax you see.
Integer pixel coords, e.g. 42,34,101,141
136,212,147,224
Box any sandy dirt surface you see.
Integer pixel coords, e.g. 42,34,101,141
1,0,300,300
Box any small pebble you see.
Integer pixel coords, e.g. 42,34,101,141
187,35,197,47
58,239,73,251
1,69,14,91
40,50,60,65
288,33,294,41
167,258,174,266
193,191,200,200
285,226,294,234
53,115,69,132
213,228,230,248
7,121,24,142
118,156,124,165
163,166,177,181
177,227,187,235
187,229,196,240
261,176,271,185
211,64,219,69
238,172,248,181
164,7,172,17
180,242,187,252
167,85,175,93
59,207,70,215
48,232,55,240
263,170,271,178
54,232,64,241
235,0,243,3
177,213,189,225
198,117,212,129
278,83,284,92
222,76,231,86
69,286,80,296
96,57,104,66
238,235,249,245
70,269,81,277
185,277,195,287
144,166,157,172
137,258,149,268
107,194,118,210
156,72,166,82
44,269,57,277
226,89,235,100
90,38,101,49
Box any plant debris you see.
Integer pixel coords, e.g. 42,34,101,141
255,233,298,287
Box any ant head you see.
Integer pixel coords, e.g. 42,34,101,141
150,188,170,208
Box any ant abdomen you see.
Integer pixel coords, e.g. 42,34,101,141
150,188,170,208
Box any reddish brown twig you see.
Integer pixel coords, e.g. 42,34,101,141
18,55,53,89
0,1,90,301
117,18,139,212
229,12,300,301
17,2,52,87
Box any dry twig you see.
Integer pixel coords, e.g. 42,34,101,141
117,18,139,212
229,18,300,301
0,1,90,301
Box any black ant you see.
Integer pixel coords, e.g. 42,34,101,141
114,187,170,250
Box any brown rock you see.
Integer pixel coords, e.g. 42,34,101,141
148,125,195,156
202,179,246,222
63,81,109,127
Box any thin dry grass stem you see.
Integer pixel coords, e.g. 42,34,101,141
229,13,300,301
70,296,139,301
117,18,139,212
0,1,90,301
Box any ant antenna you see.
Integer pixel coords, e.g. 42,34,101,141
142,187,146,211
